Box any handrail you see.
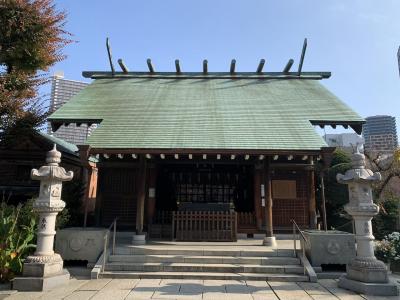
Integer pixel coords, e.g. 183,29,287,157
101,217,118,273
290,219,309,275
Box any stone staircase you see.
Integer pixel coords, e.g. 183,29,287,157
99,243,309,281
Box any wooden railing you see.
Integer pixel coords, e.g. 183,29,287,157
148,211,173,239
237,212,256,229
172,211,237,241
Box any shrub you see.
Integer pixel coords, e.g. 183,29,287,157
375,232,400,264
373,193,399,240
0,200,36,282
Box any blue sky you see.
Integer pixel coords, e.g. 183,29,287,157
49,0,400,134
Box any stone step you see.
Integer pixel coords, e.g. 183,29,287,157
114,246,293,257
100,271,309,281
105,262,304,274
108,254,300,265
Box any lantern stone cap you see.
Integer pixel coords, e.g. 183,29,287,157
337,149,381,183
31,144,74,182
46,144,62,165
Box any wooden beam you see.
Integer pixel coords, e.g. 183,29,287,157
106,37,115,75
256,59,265,73
270,163,314,169
89,148,322,156
117,59,129,73
283,59,294,73
297,38,308,76
83,71,332,79
175,59,181,74
203,59,208,74
230,59,236,74
147,58,154,73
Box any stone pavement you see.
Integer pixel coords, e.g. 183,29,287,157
2,278,399,300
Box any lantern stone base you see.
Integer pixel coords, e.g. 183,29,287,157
346,258,389,283
13,254,70,291
338,275,399,296
13,269,70,291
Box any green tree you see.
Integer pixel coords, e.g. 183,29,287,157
316,149,352,230
0,0,71,145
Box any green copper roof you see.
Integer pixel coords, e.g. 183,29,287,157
48,75,364,151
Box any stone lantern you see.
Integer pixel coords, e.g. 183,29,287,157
336,149,398,296
14,145,73,291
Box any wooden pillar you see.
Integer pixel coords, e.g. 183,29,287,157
265,160,274,237
83,164,98,227
77,145,98,227
308,157,317,229
146,164,157,226
136,156,147,234
253,165,263,230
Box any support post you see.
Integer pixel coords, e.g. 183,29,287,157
320,173,327,231
146,164,157,226
263,158,276,247
320,147,335,231
133,155,147,244
78,145,98,228
253,165,263,230
308,157,317,229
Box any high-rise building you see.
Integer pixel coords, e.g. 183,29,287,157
47,71,92,145
397,46,400,77
363,115,398,153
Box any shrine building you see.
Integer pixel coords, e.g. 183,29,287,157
48,55,364,242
